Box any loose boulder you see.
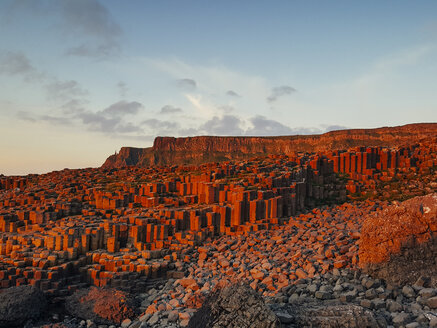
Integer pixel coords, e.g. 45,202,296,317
0,285,47,327
359,194,437,286
188,282,279,328
282,302,380,328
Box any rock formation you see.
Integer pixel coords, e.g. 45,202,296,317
0,123,436,327
188,282,279,328
359,193,437,286
0,285,47,327
102,123,437,168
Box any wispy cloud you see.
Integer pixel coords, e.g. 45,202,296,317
46,79,88,101
16,111,36,122
17,100,145,136
185,94,216,117
160,105,182,114
323,125,348,132
217,105,234,113
40,115,71,126
117,81,128,98
65,43,121,59
176,78,197,90
267,85,297,103
0,51,43,81
2,0,122,60
226,90,241,97
102,101,143,116
142,118,178,131
61,0,122,59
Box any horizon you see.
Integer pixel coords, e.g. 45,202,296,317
1,1,437,175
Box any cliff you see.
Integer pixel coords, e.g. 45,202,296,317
101,123,437,168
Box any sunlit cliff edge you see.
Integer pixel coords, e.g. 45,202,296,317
102,123,437,168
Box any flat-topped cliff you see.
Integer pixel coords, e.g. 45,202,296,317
102,123,437,168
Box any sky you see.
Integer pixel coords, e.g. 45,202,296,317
0,1,436,175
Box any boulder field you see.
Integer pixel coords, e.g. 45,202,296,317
23,194,435,328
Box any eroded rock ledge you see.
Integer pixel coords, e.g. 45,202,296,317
102,123,437,168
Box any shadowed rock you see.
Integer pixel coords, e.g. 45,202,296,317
280,302,380,328
188,282,280,328
0,285,47,327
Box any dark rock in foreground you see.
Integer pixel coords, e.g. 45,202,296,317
280,302,379,328
188,282,280,328
0,285,47,327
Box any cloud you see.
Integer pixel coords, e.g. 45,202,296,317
61,99,87,114
217,105,235,113
60,0,122,59
0,51,42,81
112,122,144,133
267,85,296,103
16,111,71,126
46,80,88,100
73,100,144,133
16,111,36,122
18,99,145,136
60,0,121,39
200,115,244,136
245,116,328,136
75,110,143,134
65,43,121,59
246,115,294,136
176,78,197,90
324,125,348,132
160,105,182,114
226,90,240,97
1,0,53,24
3,0,122,59
178,127,200,136
185,94,216,117
40,115,71,125
142,119,179,131
76,111,119,132
0,52,91,108
0,53,89,103
117,81,127,98
102,101,143,116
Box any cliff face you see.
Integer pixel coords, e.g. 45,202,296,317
101,123,437,168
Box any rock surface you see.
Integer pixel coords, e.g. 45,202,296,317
281,303,379,328
187,282,280,328
359,193,437,286
0,285,47,327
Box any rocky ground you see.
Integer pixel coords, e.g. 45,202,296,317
13,268,437,328
2,193,434,328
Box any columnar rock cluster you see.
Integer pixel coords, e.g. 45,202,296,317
0,143,436,297
0,139,436,327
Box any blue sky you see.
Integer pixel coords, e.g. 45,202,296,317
0,0,436,175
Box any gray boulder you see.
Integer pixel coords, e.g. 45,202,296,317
188,282,279,328
0,285,47,327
